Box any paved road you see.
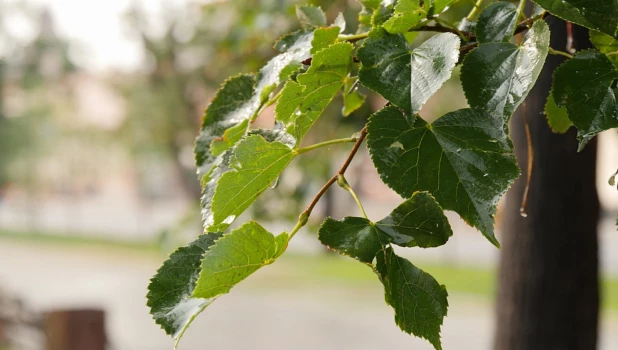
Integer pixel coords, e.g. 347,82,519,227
0,240,616,350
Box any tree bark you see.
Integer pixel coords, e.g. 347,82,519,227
494,18,600,350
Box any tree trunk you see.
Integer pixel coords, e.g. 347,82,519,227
494,18,600,350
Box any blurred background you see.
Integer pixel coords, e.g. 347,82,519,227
0,0,617,349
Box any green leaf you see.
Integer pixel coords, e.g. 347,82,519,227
376,192,453,248
376,247,448,350
383,0,426,34
193,221,289,298
429,0,459,14
210,119,249,157
371,1,395,27
274,30,311,53
476,1,518,44
552,50,618,150
296,5,327,29
532,0,618,38
358,30,460,114
357,29,410,111
194,75,254,176
590,31,618,68
461,20,550,120
409,33,460,114
311,26,341,55
545,92,572,134
318,192,452,263
206,134,296,231
342,77,366,117
318,217,385,263
276,42,354,142
196,31,314,177
147,232,222,349
367,106,520,246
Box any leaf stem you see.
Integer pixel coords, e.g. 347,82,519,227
337,174,368,219
288,126,368,239
431,17,470,42
338,33,369,43
466,0,484,21
295,136,358,155
548,47,574,59
516,0,527,22
606,51,618,56
338,26,475,44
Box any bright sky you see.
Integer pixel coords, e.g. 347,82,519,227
5,0,202,72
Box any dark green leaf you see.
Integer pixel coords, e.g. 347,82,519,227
194,221,288,298
552,50,618,149
296,5,327,29
206,134,296,231
276,42,354,141
544,92,572,134
376,247,448,350
358,29,411,111
590,31,618,68
367,106,520,246
383,0,426,34
408,33,460,114
532,0,618,38
358,30,460,114
461,20,550,120
147,232,222,348
376,192,453,248
476,2,518,44
196,31,314,177
318,217,385,263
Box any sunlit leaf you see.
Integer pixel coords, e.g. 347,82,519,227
382,0,426,34
342,77,366,117
311,27,341,54
590,31,618,68
296,5,327,29
193,221,289,298
196,31,314,177
544,92,572,134
276,42,354,142
207,133,296,232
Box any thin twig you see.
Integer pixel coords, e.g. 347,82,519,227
287,126,367,239
305,126,367,218
520,101,533,218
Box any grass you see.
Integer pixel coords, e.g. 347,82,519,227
1,229,616,312
0,229,159,253
274,254,618,312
